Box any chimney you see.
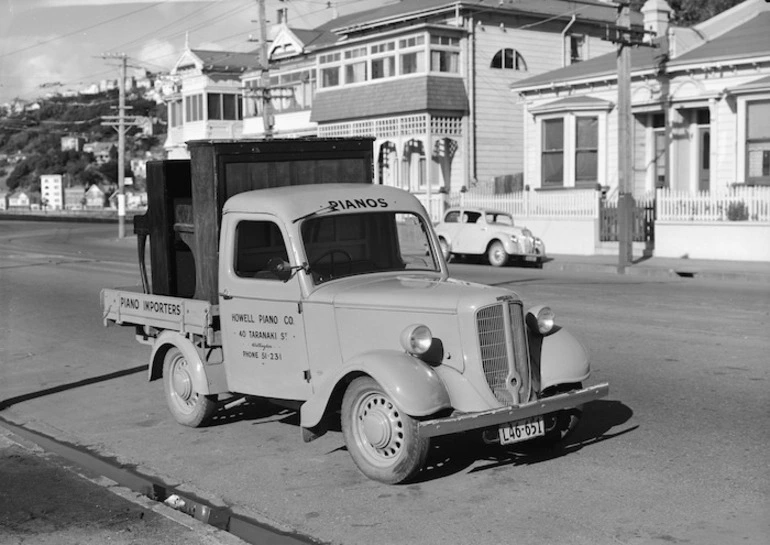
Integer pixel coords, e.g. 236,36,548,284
277,7,288,25
641,0,672,43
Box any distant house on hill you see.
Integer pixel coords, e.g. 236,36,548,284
64,184,86,210
7,189,40,209
61,135,85,152
108,187,147,210
0,189,8,210
84,184,108,209
83,142,114,165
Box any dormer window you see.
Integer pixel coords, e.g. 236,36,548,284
491,48,527,71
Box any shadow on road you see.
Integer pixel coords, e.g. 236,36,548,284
0,365,148,412
414,399,636,482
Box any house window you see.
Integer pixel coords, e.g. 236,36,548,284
184,94,203,122
321,66,340,88
652,113,667,188
344,47,367,84
430,35,459,73
372,56,395,79
569,35,585,64
319,52,341,88
169,99,183,127
746,100,770,185
399,35,425,75
490,48,527,71
575,116,598,186
207,93,242,120
542,118,564,186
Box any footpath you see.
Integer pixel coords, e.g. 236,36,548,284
542,253,770,284
0,426,248,545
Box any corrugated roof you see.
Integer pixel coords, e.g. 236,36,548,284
512,10,770,92
511,47,661,90
670,11,770,65
190,49,262,72
311,76,468,123
316,0,626,36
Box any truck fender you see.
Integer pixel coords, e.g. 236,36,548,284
300,349,452,430
533,328,591,390
148,331,214,395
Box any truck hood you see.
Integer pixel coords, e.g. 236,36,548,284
308,273,517,314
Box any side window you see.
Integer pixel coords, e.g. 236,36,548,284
444,210,460,223
463,212,481,224
234,220,289,280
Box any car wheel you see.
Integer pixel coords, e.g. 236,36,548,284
487,241,508,267
163,347,217,427
537,383,583,446
341,377,430,484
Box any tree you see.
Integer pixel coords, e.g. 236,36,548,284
630,0,744,26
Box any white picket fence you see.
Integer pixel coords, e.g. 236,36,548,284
447,188,599,218
656,186,770,222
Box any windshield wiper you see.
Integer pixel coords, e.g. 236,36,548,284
292,204,335,224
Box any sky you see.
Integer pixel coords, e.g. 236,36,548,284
0,0,383,104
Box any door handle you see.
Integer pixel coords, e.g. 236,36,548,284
219,289,232,300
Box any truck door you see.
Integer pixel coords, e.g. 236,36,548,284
219,215,312,400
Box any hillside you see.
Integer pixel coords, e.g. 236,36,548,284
0,90,166,194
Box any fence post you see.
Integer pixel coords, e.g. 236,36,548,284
524,186,530,217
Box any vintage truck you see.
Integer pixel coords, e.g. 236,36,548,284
101,138,608,484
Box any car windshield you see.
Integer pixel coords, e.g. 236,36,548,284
485,212,514,225
301,211,439,284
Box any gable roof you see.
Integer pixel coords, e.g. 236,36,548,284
671,11,770,66
174,49,262,74
512,5,770,93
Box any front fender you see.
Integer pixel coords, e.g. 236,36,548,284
300,349,452,429
531,327,591,390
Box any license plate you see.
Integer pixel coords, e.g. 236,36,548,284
498,416,545,445
524,255,538,262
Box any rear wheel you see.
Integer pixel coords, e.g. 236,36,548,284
163,347,217,427
341,377,430,484
487,241,508,267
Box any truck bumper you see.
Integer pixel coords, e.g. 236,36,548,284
418,382,609,438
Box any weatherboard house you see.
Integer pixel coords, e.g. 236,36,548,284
511,0,770,194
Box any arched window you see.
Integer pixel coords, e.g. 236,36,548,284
490,48,527,71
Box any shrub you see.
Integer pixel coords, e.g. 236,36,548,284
726,201,749,221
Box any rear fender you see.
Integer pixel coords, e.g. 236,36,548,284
300,349,451,429
149,331,228,395
530,327,590,390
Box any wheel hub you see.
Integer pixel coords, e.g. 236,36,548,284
362,410,392,449
172,365,193,402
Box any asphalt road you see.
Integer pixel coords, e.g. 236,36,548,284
1,221,769,545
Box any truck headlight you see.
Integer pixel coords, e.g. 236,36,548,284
401,324,432,355
527,305,555,334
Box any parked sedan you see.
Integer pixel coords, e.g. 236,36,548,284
435,208,546,267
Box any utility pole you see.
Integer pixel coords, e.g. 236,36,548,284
604,2,655,274
101,53,139,238
258,0,273,138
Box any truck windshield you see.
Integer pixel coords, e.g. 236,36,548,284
301,211,439,284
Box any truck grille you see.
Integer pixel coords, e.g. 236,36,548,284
476,301,531,405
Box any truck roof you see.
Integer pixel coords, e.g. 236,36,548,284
223,183,427,221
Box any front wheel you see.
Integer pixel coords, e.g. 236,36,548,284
163,347,217,427
487,241,508,267
538,383,583,445
341,377,430,484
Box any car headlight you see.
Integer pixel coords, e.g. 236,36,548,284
400,324,432,355
526,305,555,334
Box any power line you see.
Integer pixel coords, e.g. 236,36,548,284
0,0,173,59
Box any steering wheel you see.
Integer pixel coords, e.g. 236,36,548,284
310,249,353,280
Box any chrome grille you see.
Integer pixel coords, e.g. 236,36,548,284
476,301,531,405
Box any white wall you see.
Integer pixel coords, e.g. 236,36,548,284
655,222,770,261
513,216,599,255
